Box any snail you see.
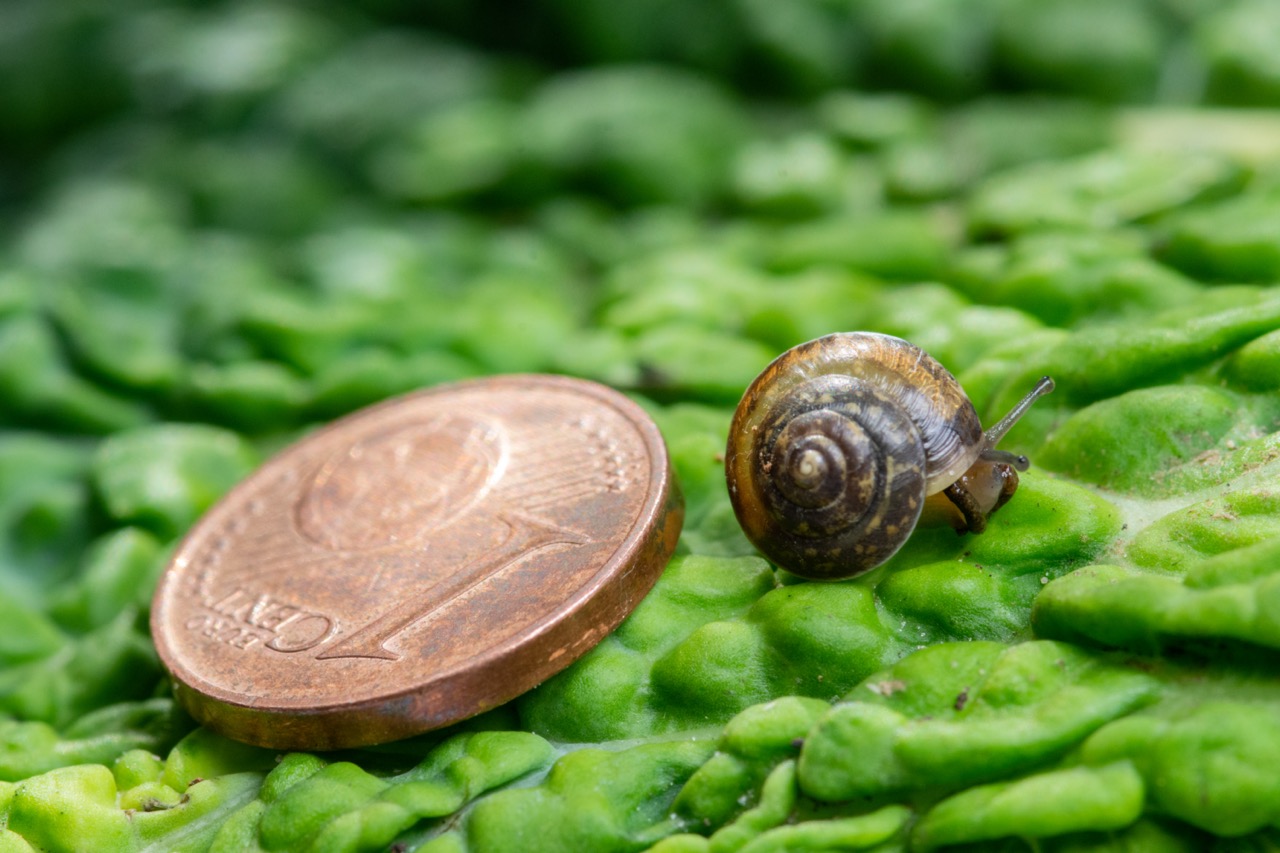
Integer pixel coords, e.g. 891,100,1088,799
725,332,1054,581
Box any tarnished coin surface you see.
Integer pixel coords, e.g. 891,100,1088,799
150,375,682,749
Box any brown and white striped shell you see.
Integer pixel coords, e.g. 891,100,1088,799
725,332,985,580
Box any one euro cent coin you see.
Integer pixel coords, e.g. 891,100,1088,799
150,375,682,749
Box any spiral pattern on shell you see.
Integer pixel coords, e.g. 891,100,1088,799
725,333,984,580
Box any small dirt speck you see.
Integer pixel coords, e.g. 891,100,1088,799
867,679,908,696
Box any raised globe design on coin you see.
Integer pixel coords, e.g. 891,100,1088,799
294,416,504,552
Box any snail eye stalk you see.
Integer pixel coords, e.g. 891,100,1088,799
982,376,1054,452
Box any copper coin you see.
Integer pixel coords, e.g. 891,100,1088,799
150,375,682,750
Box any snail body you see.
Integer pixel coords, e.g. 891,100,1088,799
725,332,1053,581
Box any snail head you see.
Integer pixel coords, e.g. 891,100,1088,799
925,376,1054,534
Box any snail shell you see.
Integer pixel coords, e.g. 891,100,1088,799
725,332,995,581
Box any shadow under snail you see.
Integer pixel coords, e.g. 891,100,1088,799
725,332,1054,581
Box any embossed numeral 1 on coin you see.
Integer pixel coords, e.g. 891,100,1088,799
317,511,588,660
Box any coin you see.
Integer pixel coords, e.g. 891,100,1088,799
150,375,683,750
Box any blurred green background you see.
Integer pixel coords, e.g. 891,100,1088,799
4,1,1280,851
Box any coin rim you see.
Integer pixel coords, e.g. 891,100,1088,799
150,374,683,749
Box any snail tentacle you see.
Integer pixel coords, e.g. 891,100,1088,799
981,376,1055,451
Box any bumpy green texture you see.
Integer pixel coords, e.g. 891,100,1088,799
1036,553,1280,655
797,641,1158,801
910,761,1146,850
444,737,714,853
5,0,1280,850
0,728,554,853
210,730,556,852
670,697,827,831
